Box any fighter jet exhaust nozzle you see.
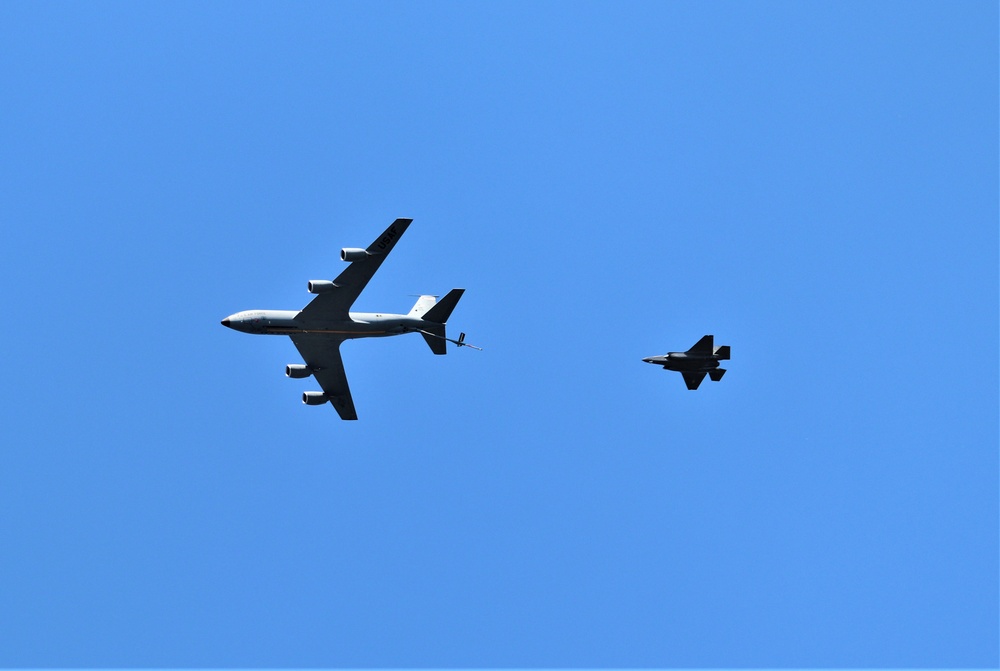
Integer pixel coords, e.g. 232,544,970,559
341,248,369,262
286,364,313,379
307,280,338,294
302,391,329,405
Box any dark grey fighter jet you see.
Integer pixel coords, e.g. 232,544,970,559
643,335,730,390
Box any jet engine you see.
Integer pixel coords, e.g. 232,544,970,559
302,391,329,405
286,364,312,379
341,248,369,261
307,280,337,294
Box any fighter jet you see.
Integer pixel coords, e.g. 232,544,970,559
221,218,479,419
643,335,730,390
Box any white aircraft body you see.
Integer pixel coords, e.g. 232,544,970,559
221,218,477,419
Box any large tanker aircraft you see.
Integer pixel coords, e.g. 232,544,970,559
222,218,478,419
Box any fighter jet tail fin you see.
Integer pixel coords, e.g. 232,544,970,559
709,368,726,382
713,345,730,360
422,288,465,324
687,335,714,354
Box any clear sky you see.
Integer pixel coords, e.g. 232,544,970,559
0,1,996,667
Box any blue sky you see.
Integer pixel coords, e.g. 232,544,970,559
0,1,996,667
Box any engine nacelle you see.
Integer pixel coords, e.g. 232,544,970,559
307,280,337,294
302,391,329,406
341,247,369,262
286,364,312,379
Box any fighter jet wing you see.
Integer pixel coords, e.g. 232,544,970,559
687,335,714,354
289,334,358,420
681,371,707,390
297,218,413,323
